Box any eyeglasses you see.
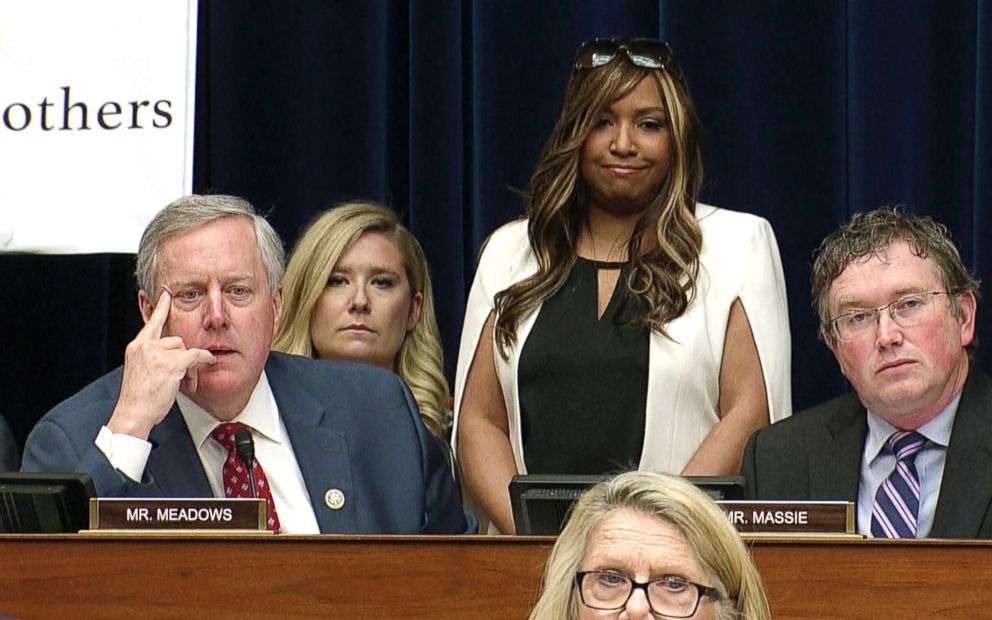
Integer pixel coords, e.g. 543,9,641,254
829,291,954,342
573,37,686,85
575,570,721,618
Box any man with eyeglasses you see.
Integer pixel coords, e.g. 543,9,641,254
743,207,991,538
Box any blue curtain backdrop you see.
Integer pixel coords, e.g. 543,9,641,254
2,1,990,454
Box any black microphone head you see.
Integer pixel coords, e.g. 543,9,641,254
234,427,255,464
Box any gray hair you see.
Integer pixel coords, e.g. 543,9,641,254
135,194,285,296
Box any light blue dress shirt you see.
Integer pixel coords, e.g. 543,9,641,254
857,393,961,537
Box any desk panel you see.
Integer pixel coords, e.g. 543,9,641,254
0,535,989,618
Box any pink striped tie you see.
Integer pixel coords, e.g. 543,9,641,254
870,431,926,538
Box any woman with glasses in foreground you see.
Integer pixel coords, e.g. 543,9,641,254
529,471,770,620
454,38,791,533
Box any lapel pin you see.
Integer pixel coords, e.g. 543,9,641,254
324,488,345,510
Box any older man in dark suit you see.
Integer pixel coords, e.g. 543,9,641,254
23,195,471,534
743,208,991,538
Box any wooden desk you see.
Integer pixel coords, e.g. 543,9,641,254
0,535,989,618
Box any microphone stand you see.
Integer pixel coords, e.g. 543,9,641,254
234,427,258,499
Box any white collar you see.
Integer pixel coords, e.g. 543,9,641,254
176,370,282,450
865,391,961,463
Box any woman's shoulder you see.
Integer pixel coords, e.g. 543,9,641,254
482,218,530,253
467,218,538,294
694,203,775,248
476,218,533,270
695,202,771,231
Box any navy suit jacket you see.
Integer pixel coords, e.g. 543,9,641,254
742,365,992,538
22,352,472,534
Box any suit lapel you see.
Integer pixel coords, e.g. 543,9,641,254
931,368,992,538
810,397,866,501
266,355,357,533
145,405,212,497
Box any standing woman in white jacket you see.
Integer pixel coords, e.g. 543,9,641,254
454,38,792,533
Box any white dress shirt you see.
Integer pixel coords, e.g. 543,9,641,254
95,371,320,534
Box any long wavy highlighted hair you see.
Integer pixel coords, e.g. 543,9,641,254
529,471,771,620
494,46,704,356
272,202,448,437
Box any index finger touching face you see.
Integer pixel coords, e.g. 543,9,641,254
140,290,172,339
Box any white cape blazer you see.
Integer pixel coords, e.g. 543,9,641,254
453,203,792,478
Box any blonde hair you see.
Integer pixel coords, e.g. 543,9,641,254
272,201,449,437
494,48,704,356
529,472,770,620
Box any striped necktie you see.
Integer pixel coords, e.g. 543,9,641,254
870,431,926,538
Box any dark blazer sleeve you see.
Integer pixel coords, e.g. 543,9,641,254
21,411,123,492
741,429,761,500
740,423,808,500
929,366,992,538
419,421,475,532
393,375,473,534
743,394,868,502
741,409,823,501
20,369,145,496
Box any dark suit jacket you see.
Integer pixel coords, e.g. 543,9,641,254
0,414,19,472
742,365,992,538
22,352,472,534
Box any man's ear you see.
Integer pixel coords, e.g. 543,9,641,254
272,284,284,330
821,327,835,354
138,290,155,323
821,326,853,380
957,290,978,348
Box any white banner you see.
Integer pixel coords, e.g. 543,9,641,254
0,0,197,254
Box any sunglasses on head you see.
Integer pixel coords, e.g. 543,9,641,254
573,37,685,84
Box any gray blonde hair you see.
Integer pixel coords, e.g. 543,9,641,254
529,471,770,620
272,201,449,437
136,194,285,296
812,207,980,345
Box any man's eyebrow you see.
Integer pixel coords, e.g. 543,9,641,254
161,279,202,291
833,297,867,311
834,287,929,312
164,274,257,287
225,274,257,282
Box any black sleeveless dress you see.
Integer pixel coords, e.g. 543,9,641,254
518,257,649,474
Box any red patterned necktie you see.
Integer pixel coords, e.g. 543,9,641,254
210,422,281,532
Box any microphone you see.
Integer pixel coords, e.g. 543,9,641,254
234,427,258,499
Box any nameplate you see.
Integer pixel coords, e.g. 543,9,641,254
716,501,855,534
89,498,266,531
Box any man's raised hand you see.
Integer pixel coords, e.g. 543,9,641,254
107,291,216,439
